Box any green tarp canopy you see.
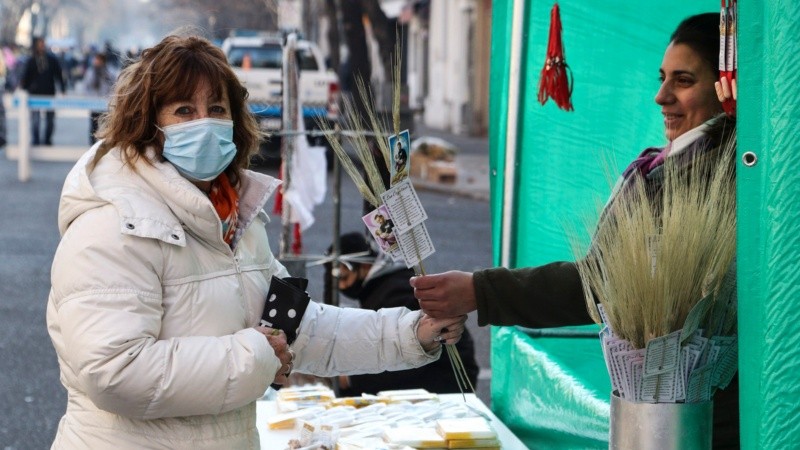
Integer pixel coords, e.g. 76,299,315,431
488,1,800,448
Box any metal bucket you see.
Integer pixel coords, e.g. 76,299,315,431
609,393,712,450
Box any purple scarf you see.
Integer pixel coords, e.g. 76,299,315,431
622,147,667,180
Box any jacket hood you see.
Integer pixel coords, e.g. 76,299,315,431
364,252,410,284
58,143,280,247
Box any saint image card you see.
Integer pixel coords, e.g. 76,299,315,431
362,204,401,257
379,179,427,235
396,222,435,268
389,129,411,186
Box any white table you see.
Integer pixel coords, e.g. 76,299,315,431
256,393,529,449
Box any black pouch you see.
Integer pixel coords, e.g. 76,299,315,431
262,276,310,391
260,276,310,345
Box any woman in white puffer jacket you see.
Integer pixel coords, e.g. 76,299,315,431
46,33,466,450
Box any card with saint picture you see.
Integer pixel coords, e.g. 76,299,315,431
388,129,411,186
362,204,402,259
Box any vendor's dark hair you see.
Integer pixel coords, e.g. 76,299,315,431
670,13,720,78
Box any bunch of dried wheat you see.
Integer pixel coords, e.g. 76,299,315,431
318,38,475,397
317,82,389,208
575,134,736,349
316,37,403,208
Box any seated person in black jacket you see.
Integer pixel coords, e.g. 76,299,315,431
329,232,479,396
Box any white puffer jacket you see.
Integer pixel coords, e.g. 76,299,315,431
46,144,438,449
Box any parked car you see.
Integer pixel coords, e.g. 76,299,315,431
221,32,339,166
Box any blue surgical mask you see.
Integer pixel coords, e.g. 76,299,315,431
161,118,237,181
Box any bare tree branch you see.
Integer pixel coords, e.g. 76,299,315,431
162,0,278,38
324,0,340,73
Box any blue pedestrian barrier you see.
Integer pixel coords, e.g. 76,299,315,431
9,91,102,181
8,92,332,182
11,95,109,111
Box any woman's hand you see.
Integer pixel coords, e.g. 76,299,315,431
410,271,477,318
416,314,468,352
255,327,295,385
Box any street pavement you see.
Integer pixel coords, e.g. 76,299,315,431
411,121,492,202
0,107,492,449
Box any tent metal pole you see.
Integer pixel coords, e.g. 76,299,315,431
280,33,299,258
500,0,525,268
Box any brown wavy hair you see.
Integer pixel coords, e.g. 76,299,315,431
93,34,261,187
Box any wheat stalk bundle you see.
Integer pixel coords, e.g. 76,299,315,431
318,37,475,397
575,132,737,349
317,87,387,207
317,31,409,209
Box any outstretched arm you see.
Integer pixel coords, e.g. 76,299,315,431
412,263,591,328
410,271,477,318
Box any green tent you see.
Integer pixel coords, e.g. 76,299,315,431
489,1,800,448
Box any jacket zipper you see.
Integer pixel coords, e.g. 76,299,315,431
231,249,252,324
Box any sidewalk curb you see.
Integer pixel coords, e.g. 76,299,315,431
411,177,490,202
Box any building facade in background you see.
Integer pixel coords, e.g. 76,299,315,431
17,0,492,138
406,0,490,136
293,0,492,138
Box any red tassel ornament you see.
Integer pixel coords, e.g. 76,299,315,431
537,2,573,111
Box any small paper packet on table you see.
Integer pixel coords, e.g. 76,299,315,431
383,426,447,448
435,417,497,440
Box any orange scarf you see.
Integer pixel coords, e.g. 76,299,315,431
209,172,239,247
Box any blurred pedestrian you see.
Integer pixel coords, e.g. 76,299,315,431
81,52,116,144
0,50,6,148
20,36,65,146
122,46,141,70
2,45,18,91
103,40,121,68
46,33,466,449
